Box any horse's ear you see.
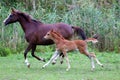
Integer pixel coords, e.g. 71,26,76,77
11,8,16,13
51,29,54,32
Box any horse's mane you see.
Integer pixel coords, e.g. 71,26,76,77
18,11,43,23
32,19,43,24
51,31,65,40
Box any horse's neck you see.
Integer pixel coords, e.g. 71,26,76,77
53,37,64,45
18,18,29,33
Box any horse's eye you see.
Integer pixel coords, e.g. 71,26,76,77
9,14,13,17
47,34,49,35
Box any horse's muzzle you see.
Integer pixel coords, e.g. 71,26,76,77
4,21,9,26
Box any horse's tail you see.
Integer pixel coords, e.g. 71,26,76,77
85,38,98,44
72,26,87,40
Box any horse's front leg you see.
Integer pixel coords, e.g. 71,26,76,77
42,50,60,68
24,44,32,68
31,45,45,62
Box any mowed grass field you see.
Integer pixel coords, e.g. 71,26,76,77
0,52,120,80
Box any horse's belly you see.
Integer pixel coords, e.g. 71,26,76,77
36,39,54,45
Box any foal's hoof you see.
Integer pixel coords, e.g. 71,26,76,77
101,65,104,67
42,66,45,69
60,61,63,64
42,65,46,69
66,68,70,71
52,62,56,65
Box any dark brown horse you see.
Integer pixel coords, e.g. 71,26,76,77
3,8,86,68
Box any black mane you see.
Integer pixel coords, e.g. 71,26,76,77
18,12,43,24
32,19,43,24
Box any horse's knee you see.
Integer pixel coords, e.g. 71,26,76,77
31,53,35,57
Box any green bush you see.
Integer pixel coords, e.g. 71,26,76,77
0,46,11,57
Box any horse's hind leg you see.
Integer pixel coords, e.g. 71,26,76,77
31,45,45,62
24,44,32,68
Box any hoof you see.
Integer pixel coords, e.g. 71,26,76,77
60,61,63,64
66,68,70,71
52,62,56,65
27,64,30,68
42,66,46,69
91,68,95,71
42,59,46,62
101,65,104,67
42,67,44,69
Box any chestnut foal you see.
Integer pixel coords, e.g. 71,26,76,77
42,30,103,71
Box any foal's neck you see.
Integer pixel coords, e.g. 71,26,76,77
52,37,64,45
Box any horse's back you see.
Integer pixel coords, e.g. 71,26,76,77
53,23,73,39
74,40,86,47
40,22,73,39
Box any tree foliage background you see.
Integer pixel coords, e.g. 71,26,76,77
0,0,120,56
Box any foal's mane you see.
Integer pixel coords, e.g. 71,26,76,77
17,11,43,23
51,31,65,40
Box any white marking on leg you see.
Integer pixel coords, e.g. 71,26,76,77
52,53,60,64
95,58,103,66
25,59,30,67
65,54,71,71
42,50,60,68
91,57,95,70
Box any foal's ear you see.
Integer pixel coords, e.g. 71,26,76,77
51,29,54,32
11,8,17,13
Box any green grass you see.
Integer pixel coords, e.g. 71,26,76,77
0,52,120,80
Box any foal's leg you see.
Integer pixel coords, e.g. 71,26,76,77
51,53,60,65
42,50,60,68
79,48,95,70
52,53,64,64
62,51,70,71
90,52,103,67
24,44,32,68
31,45,45,62
60,53,64,64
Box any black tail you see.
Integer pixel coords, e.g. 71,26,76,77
72,26,87,40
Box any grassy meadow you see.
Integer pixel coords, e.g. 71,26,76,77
0,51,120,80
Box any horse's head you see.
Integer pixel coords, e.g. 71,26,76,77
3,8,19,26
44,29,54,40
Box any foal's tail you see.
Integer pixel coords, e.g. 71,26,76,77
72,26,87,40
85,38,98,44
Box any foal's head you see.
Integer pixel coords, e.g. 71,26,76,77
4,8,31,25
44,29,65,40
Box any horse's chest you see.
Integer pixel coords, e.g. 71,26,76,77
25,32,38,43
